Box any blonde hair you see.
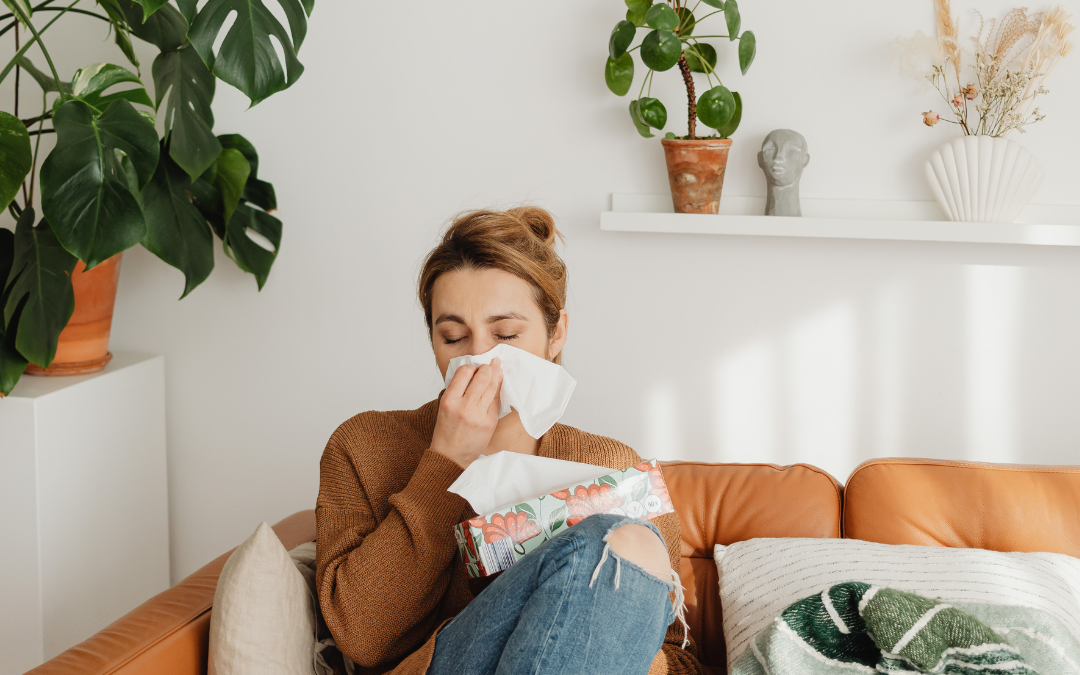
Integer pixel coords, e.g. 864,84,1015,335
418,207,567,363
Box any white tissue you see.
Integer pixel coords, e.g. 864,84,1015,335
447,451,607,515
443,344,576,439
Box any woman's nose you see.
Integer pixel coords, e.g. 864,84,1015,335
471,336,498,355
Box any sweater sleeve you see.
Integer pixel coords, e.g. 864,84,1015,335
315,429,468,668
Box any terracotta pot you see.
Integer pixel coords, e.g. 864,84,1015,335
25,253,122,376
661,138,732,214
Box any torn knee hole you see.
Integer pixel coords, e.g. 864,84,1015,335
605,523,670,580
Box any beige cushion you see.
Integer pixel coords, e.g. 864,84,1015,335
208,522,316,675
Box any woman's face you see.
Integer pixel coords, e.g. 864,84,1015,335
430,267,567,379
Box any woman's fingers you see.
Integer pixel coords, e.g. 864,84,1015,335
445,363,477,399
462,364,492,409
477,358,503,412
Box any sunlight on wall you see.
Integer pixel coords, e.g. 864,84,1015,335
714,342,778,464
874,283,909,458
644,383,683,461
787,304,858,476
965,265,1024,463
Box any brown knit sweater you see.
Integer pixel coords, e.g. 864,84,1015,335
315,399,703,675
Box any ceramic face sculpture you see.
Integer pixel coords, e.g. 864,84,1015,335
758,129,810,217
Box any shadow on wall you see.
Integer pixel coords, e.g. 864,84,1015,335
644,265,1027,481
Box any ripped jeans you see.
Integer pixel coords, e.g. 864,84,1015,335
427,514,683,675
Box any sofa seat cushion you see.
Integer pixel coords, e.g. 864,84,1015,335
845,458,1080,556
661,462,842,672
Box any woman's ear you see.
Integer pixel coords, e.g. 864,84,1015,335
547,310,569,361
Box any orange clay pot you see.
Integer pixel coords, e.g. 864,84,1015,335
661,137,732,214
25,253,122,376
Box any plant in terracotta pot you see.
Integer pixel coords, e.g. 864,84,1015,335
0,0,314,395
604,0,756,213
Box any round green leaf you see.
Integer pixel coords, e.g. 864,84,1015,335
725,0,741,40
697,85,736,129
641,29,681,71
739,30,757,74
609,20,636,59
717,91,743,138
674,7,695,35
0,111,32,211
629,100,653,138
684,42,717,73
645,3,678,30
625,0,651,27
605,53,634,96
639,97,667,129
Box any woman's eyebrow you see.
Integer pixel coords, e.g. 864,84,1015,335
434,314,466,325
488,312,528,323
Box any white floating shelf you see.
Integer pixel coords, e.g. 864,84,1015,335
602,194,1080,247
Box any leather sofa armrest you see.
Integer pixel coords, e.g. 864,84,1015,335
27,510,316,675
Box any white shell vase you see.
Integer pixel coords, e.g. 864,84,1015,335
925,136,1044,223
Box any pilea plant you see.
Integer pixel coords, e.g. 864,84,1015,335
604,0,756,139
0,0,314,395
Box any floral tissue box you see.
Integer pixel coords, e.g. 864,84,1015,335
453,460,674,578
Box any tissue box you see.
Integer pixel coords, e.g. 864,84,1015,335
453,459,674,578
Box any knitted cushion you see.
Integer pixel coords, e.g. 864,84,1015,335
714,537,1080,670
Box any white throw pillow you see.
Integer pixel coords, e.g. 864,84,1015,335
714,537,1080,670
209,522,316,675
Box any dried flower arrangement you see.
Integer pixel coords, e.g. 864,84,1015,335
895,0,1074,136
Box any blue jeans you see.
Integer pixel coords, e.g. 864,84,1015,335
427,514,676,675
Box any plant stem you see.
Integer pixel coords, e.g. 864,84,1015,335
0,0,75,87
678,53,697,139
8,0,70,99
34,7,109,21
27,127,53,136
27,90,46,207
21,111,51,126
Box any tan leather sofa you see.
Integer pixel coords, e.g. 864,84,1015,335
27,458,1080,675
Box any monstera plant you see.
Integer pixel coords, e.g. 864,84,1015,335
0,0,314,395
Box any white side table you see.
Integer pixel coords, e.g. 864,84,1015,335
0,353,170,674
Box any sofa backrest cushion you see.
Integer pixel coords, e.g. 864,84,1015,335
844,458,1080,557
661,462,842,672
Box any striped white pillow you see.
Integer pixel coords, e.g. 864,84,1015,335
714,538,1080,670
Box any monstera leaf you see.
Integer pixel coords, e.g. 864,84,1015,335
219,134,277,211
39,99,159,268
70,63,154,114
225,204,281,290
138,147,215,298
2,208,77,369
188,0,314,105
153,46,220,179
0,111,32,210
115,0,189,52
0,226,28,395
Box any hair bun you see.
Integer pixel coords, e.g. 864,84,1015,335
508,206,562,248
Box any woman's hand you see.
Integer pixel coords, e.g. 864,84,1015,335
430,358,503,469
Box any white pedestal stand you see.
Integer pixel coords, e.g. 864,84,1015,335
0,353,170,674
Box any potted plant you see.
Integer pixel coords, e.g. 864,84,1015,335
604,0,756,213
0,0,314,395
897,1,1074,222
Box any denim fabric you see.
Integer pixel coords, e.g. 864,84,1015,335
427,514,675,675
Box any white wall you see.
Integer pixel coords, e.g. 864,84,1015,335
4,0,1080,583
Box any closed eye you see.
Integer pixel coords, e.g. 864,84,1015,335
444,337,465,345
496,334,518,341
